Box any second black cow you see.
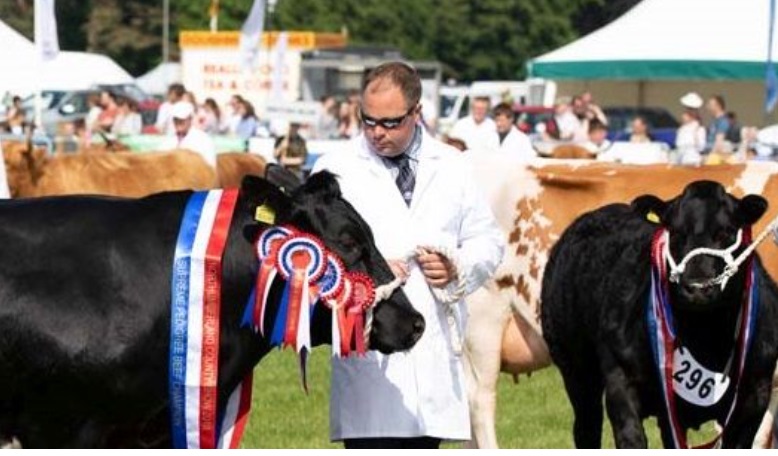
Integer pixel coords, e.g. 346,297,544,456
542,180,778,448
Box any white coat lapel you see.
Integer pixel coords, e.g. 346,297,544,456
409,133,443,215
355,136,411,215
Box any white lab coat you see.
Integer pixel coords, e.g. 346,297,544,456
160,127,217,168
497,126,536,162
449,116,499,152
312,129,504,441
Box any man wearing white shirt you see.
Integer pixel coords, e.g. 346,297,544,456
159,101,217,168
449,96,498,152
493,102,536,162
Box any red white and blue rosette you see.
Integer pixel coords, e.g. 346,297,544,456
317,253,346,303
256,225,294,260
275,234,327,282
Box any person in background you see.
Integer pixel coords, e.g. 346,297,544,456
112,97,143,136
580,118,611,155
547,96,580,142
316,94,340,139
94,90,119,133
492,102,535,161
449,96,498,152
675,92,706,165
629,116,652,143
6,96,26,135
313,61,504,450
273,121,308,178
200,98,222,135
83,93,102,139
159,101,216,168
338,100,360,139
223,94,244,135
235,98,259,145
155,83,186,135
705,94,731,153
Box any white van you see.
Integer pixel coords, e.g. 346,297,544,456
436,79,556,136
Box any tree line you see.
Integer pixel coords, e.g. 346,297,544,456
2,0,639,80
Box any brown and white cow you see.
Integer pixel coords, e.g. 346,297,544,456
464,156,778,448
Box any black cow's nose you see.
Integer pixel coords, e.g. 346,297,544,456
412,316,425,339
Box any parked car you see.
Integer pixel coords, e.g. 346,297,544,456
602,106,680,147
21,89,99,136
21,84,160,137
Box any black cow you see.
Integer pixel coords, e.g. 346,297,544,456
541,180,778,448
0,171,424,448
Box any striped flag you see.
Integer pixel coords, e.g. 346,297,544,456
767,0,778,113
239,0,266,72
34,0,59,61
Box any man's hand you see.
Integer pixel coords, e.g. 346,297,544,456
417,252,456,288
387,259,410,282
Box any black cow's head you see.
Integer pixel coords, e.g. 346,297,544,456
633,180,767,307
239,172,425,353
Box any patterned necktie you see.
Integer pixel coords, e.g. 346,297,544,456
391,153,415,206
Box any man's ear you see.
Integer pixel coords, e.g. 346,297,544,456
240,175,292,226
631,194,668,225
736,194,768,226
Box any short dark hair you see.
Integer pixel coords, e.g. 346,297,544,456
588,118,607,133
168,83,186,98
711,94,726,110
362,61,421,109
492,102,514,119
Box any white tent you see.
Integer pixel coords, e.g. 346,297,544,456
0,20,134,96
136,62,181,96
528,0,778,124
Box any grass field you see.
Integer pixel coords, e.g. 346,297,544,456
240,346,720,449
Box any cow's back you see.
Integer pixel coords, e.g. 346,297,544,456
216,152,266,189
23,151,217,198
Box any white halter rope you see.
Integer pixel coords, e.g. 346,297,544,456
664,214,778,291
363,246,468,355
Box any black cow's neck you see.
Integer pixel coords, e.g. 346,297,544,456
669,270,749,372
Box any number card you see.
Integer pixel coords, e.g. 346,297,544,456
672,347,730,408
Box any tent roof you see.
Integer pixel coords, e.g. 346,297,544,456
529,0,778,80
135,62,182,96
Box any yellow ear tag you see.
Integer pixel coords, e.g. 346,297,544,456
255,204,276,225
646,211,660,224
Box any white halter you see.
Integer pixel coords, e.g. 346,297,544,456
663,229,744,291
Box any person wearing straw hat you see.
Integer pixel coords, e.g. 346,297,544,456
676,92,707,166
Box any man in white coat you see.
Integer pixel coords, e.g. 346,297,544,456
159,101,217,169
449,96,499,152
312,62,504,449
493,102,536,162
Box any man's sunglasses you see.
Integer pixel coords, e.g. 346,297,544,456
359,105,418,130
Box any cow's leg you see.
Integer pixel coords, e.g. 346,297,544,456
601,354,647,449
720,376,773,449
555,350,605,448
752,365,778,448
463,287,511,449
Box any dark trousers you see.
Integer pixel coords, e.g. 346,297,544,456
343,437,442,449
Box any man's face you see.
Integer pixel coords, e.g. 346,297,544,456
472,99,489,124
173,117,192,137
494,113,513,134
361,81,418,157
707,98,719,114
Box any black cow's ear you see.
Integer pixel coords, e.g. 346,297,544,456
297,170,342,203
240,175,292,222
631,194,667,225
736,194,768,226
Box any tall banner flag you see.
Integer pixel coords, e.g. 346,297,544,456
239,0,266,72
766,0,778,113
34,0,59,61
270,32,288,101
209,0,220,33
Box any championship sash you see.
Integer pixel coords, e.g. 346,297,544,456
169,189,252,449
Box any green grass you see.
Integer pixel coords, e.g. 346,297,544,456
241,347,715,448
